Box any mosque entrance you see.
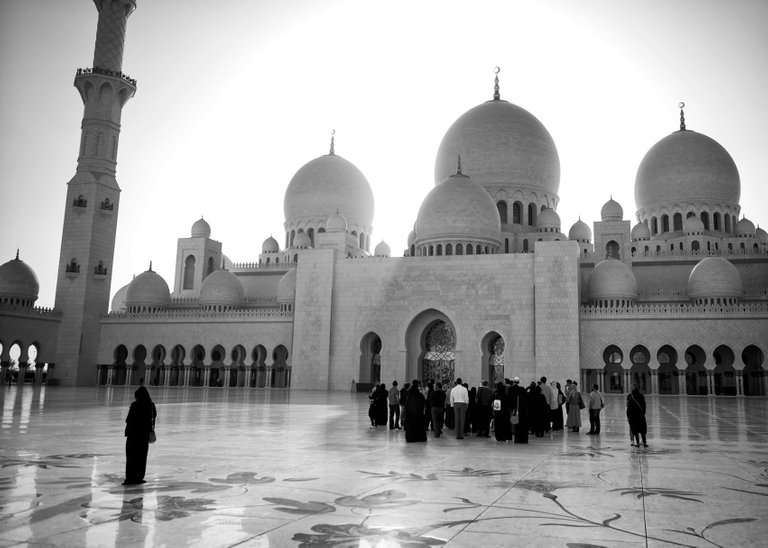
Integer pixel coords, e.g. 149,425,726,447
713,345,736,396
742,345,765,396
685,345,707,395
657,345,680,394
405,310,456,384
603,345,624,393
421,321,456,386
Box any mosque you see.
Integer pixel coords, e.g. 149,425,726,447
1,0,766,398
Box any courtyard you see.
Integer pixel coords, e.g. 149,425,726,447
0,385,766,547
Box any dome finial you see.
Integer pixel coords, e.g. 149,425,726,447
456,155,462,175
15,248,19,260
493,66,501,101
329,129,336,156
148,261,153,272
678,101,686,131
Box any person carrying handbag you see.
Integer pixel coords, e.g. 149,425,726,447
565,381,582,433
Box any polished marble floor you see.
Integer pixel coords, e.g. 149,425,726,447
0,385,766,547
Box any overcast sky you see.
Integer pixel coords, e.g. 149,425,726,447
1,0,767,308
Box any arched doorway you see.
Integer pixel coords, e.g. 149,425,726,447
481,332,505,384
657,345,679,394
113,345,128,385
713,345,736,395
358,332,382,388
405,309,456,384
150,345,166,386
231,345,246,387
132,344,147,385
191,345,205,387
170,344,185,386
742,345,765,396
603,345,624,393
271,345,289,388
685,345,707,395
210,344,225,387
629,345,650,392
420,321,456,386
251,345,267,388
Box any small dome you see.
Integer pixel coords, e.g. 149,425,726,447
125,269,171,309
374,241,391,257
199,269,244,308
416,172,501,244
569,219,592,242
110,282,130,313
537,207,561,231
407,230,416,246
757,226,768,243
262,236,279,254
683,215,705,235
434,99,560,198
191,217,211,238
735,217,756,237
293,231,312,249
277,268,297,303
284,154,374,229
630,222,650,241
601,198,623,221
587,259,638,303
326,211,348,232
635,129,740,212
687,257,743,301
0,253,39,305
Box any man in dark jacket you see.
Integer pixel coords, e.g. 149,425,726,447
476,380,494,437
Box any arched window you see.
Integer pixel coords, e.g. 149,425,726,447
651,217,658,235
661,214,669,233
523,239,529,253
466,244,473,255
308,228,315,246
183,255,195,289
428,245,434,256
713,212,721,231
673,213,683,231
700,212,710,231
290,229,296,247
606,240,620,259
724,214,731,233
446,243,453,255
476,244,482,254
497,201,508,224
207,256,215,276
436,244,443,256
504,239,509,253
528,203,537,226
512,201,522,224
691,240,700,252
455,243,463,255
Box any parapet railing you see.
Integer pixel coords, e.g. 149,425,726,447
104,307,290,320
0,304,62,318
76,67,137,86
580,301,768,318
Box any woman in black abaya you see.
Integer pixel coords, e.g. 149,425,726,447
124,385,156,485
404,380,427,442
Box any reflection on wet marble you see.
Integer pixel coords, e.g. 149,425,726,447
0,386,766,547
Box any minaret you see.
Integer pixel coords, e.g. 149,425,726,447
53,0,138,385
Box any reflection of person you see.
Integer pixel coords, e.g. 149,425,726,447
124,386,156,485
405,380,427,443
626,384,648,447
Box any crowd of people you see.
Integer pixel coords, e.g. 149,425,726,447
369,376,649,446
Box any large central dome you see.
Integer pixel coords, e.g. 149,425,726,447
434,99,560,198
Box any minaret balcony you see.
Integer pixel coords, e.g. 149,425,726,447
76,67,136,86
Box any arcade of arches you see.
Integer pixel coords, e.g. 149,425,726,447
0,340,49,384
584,343,766,397
100,343,291,389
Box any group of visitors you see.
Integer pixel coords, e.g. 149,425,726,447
370,377,649,447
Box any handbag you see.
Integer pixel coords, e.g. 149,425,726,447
492,399,501,411
578,394,585,409
149,430,157,444
510,412,519,425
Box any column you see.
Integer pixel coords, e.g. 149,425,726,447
624,370,632,394
651,369,659,394
106,365,114,385
125,366,133,386
223,368,231,388
707,370,714,396
736,370,744,396
203,367,210,387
